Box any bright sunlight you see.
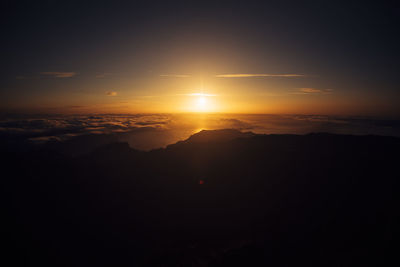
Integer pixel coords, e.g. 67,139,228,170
187,93,217,112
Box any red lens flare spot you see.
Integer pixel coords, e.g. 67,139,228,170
199,180,204,185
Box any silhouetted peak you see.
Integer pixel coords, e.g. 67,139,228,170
186,129,256,143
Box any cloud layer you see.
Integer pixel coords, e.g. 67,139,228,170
1,114,399,151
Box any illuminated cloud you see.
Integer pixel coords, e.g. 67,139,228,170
40,72,77,78
106,91,117,96
300,88,322,93
215,74,305,78
292,88,333,94
160,74,190,78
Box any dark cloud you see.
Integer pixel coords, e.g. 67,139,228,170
135,121,168,126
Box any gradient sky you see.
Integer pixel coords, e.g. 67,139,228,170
1,1,399,116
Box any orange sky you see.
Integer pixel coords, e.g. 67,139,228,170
4,73,395,117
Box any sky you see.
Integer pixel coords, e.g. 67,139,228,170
1,0,399,116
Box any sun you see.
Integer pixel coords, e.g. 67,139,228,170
184,92,217,112
197,96,207,110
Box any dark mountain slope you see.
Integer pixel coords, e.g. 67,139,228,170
2,130,399,266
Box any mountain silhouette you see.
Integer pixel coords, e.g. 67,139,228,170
2,130,399,266
176,129,255,144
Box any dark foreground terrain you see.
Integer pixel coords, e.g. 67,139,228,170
2,129,399,266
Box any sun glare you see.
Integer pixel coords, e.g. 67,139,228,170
191,93,216,112
197,96,207,109
184,91,217,112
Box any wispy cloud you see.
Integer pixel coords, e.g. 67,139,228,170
105,91,117,96
291,88,333,94
215,74,305,78
40,72,77,78
160,74,191,78
300,88,322,93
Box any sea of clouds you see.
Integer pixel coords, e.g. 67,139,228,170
1,113,399,150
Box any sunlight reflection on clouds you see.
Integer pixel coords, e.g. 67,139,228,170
0,114,399,150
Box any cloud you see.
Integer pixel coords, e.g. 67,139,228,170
40,72,77,78
300,88,322,93
293,88,334,94
106,91,117,96
2,114,400,152
215,74,305,78
135,121,168,126
160,74,190,78
0,114,167,138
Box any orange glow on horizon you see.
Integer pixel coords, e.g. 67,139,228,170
6,74,394,117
